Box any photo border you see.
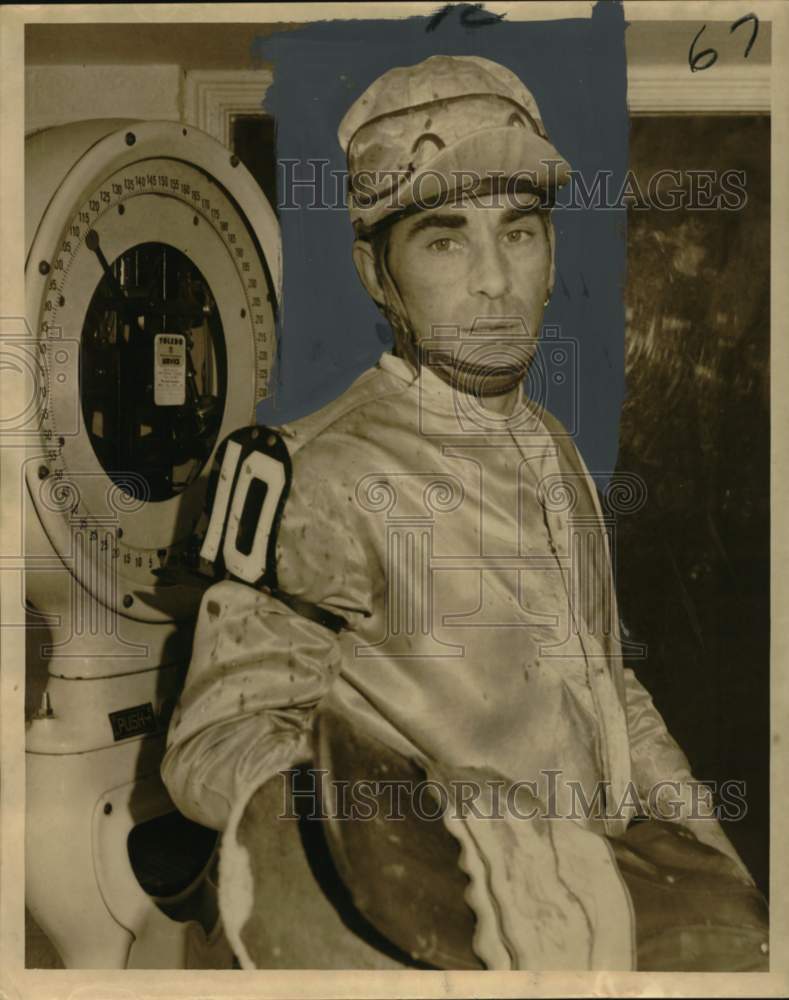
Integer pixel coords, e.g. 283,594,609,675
1,2,786,997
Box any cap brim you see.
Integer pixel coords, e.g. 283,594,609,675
352,127,571,231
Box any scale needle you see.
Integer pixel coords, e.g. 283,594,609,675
85,228,128,302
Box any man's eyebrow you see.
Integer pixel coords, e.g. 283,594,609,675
498,206,542,226
404,213,468,240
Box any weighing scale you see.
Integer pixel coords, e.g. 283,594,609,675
24,118,280,968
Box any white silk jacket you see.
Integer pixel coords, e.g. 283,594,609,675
162,351,749,969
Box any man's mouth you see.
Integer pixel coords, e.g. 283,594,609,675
466,320,524,332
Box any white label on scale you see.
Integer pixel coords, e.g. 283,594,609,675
154,334,186,406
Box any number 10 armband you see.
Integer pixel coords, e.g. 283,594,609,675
198,427,347,633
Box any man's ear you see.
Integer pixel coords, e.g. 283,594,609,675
352,239,385,305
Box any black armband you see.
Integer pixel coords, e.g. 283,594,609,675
197,426,348,633
199,425,292,590
269,588,347,634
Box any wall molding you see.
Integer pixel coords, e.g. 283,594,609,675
180,65,769,138
627,64,770,113
183,70,274,145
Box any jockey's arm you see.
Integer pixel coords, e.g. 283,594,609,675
162,431,373,832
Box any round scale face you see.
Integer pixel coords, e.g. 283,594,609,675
32,153,276,617
80,241,227,504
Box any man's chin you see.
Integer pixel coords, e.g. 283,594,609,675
429,357,533,397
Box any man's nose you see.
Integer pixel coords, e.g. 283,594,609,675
467,239,511,299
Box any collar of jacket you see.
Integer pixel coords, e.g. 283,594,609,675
377,350,548,433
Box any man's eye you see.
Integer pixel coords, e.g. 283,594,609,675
504,229,533,245
427,236,460,253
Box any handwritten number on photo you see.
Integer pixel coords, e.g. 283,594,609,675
730,13,759,59
689,14,759,72
426,3,506,32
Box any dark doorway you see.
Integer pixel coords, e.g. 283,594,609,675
616,115,770,893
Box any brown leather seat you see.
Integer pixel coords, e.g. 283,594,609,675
225,770,434,969
223,707,769,972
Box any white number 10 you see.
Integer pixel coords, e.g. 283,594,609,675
200,438,287,585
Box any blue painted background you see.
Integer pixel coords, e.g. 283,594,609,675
254,1,628,480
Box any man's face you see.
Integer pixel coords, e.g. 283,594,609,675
385,192,553,391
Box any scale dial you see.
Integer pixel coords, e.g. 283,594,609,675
25,121,280,622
